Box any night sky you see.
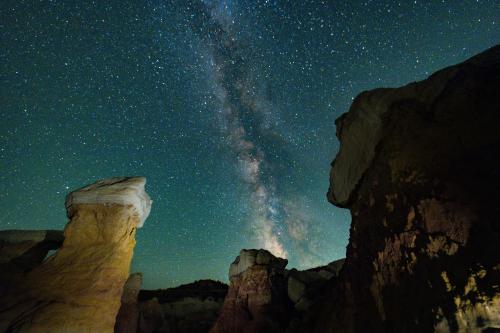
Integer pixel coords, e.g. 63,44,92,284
1,0,498,289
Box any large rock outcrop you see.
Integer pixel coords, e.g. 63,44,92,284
0,229,63,297
136,279,228,333
0,177,152,333
210,249,292,333
316,45,500,332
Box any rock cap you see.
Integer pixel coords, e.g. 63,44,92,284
229,249,287,280
65,177,152,227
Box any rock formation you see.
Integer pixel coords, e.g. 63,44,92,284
0,229,63,297
309,45,500,332
287,259,344,313
115,273,143,333
0,177,152,333
136,279,227,333
210,249,292,333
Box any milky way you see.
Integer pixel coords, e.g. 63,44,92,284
187,0,327,261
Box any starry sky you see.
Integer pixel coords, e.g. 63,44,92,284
1,0,498,289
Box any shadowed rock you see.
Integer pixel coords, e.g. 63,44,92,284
306,45,500,333
0,229,63,268
0,229,64,297
287,258,345,313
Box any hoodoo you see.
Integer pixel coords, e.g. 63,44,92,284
311,45,500,332
0,177,152,333
210,249,291,333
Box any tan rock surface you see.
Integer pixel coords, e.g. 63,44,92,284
210,249,291,333
0,177,151,333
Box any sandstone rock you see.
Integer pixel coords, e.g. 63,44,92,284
0,229,63,297
229,249,287,280
0,176,152,333
211,249,292,333
0,229,63,246
115,273,143,333
325,258,345,276
0,229,63,267
287,259,345,312
288,274,307,304
314,45,500,332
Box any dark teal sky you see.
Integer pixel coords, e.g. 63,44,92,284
1,0,498,289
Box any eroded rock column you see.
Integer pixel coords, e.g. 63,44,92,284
0,177,151,333
210,249,291,333
115,273,143,333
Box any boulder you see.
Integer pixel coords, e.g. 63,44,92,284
287,259,345,312
0,177,152,333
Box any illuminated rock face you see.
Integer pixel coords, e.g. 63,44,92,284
210,249,291,333
306,45,500,333
0,177,151,333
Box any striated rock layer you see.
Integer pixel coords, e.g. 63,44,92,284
210,249,292,333
312,45,500,332
0,177,152,333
